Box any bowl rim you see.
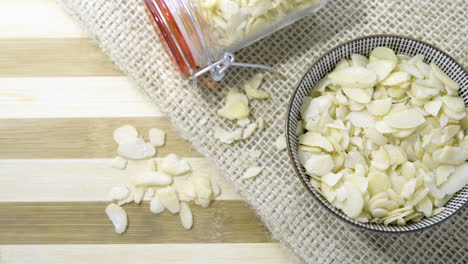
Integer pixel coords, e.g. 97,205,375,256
285,34,468,233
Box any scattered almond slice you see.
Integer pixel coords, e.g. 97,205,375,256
109,185,130,201
113,125,139,144
133,187,145,204
217,88,250,120
244,73,269,100
257,117,265,130
237,118,251,127
210,178,221,197
179,202,193,230
160,154,191,176
242,123,257,139
156,187,180,214
214,127,243,144
148,128,166,147
243,167,263,179
149,196,165,214
110,156,127,170
118,138,156,160
134,171,173,186
273,135,287,151
105,204,128,234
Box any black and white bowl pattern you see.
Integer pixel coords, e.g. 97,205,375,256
286,35,468,233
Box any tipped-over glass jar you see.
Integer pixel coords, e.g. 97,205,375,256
143,0,326,79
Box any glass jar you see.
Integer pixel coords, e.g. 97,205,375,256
143,0,327,78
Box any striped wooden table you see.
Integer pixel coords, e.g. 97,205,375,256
0,1,294,263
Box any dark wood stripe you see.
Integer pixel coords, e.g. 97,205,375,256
0,201,270,244
0,39,122,77
0,118,201,158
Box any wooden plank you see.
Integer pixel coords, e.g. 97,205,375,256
0,244,293,264
0,159,240,202
0,201,270,244
0,77,163,118
0,118,201,158
0,0,85,38
0,39,122,77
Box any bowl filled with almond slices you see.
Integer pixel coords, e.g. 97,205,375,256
286,35,468,232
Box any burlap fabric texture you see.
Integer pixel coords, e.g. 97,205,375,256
59,0,467,263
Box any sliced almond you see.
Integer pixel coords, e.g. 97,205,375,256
148,128,166,147
160,154,191,176
299,132,333,152
118,138,156,160
424,100,443,117
328,66,377,88
110,156,127,170
108,184,130,201
105,203,128,234
342,182,364,218
367,98,392,116
304,154,335,177
149,196,165,214
439,163,468,195
134,171,173,186
368,60,396,82
244,73,269,100
217,88,250,120
214,127,243,144
179,202,193,230
371,147,390,170
242,123,257,139
346,111,375,128
243,167,263,179
351,54,369,67
430,62,459,92
113,125,139,144
156,187,180,214
381,72,411,86
384,109,425,129
342,88,372,104
432,146,467,165
322,172,343,187
237,118,251,127
133,187,145,204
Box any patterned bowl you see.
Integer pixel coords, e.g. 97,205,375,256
285,35,468,232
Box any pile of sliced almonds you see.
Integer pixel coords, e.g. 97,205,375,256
299,47,468,225
105,125,221,234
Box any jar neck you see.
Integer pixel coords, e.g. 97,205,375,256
143,0,215,77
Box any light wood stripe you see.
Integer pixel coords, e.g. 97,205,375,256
0,244,294,264
0,39,122,77
0,159,240,202
0,0,85,38
0,118,201,158
0,201,270,244
0,77,163,118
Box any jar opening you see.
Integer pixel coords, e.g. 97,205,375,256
143,0,198,77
